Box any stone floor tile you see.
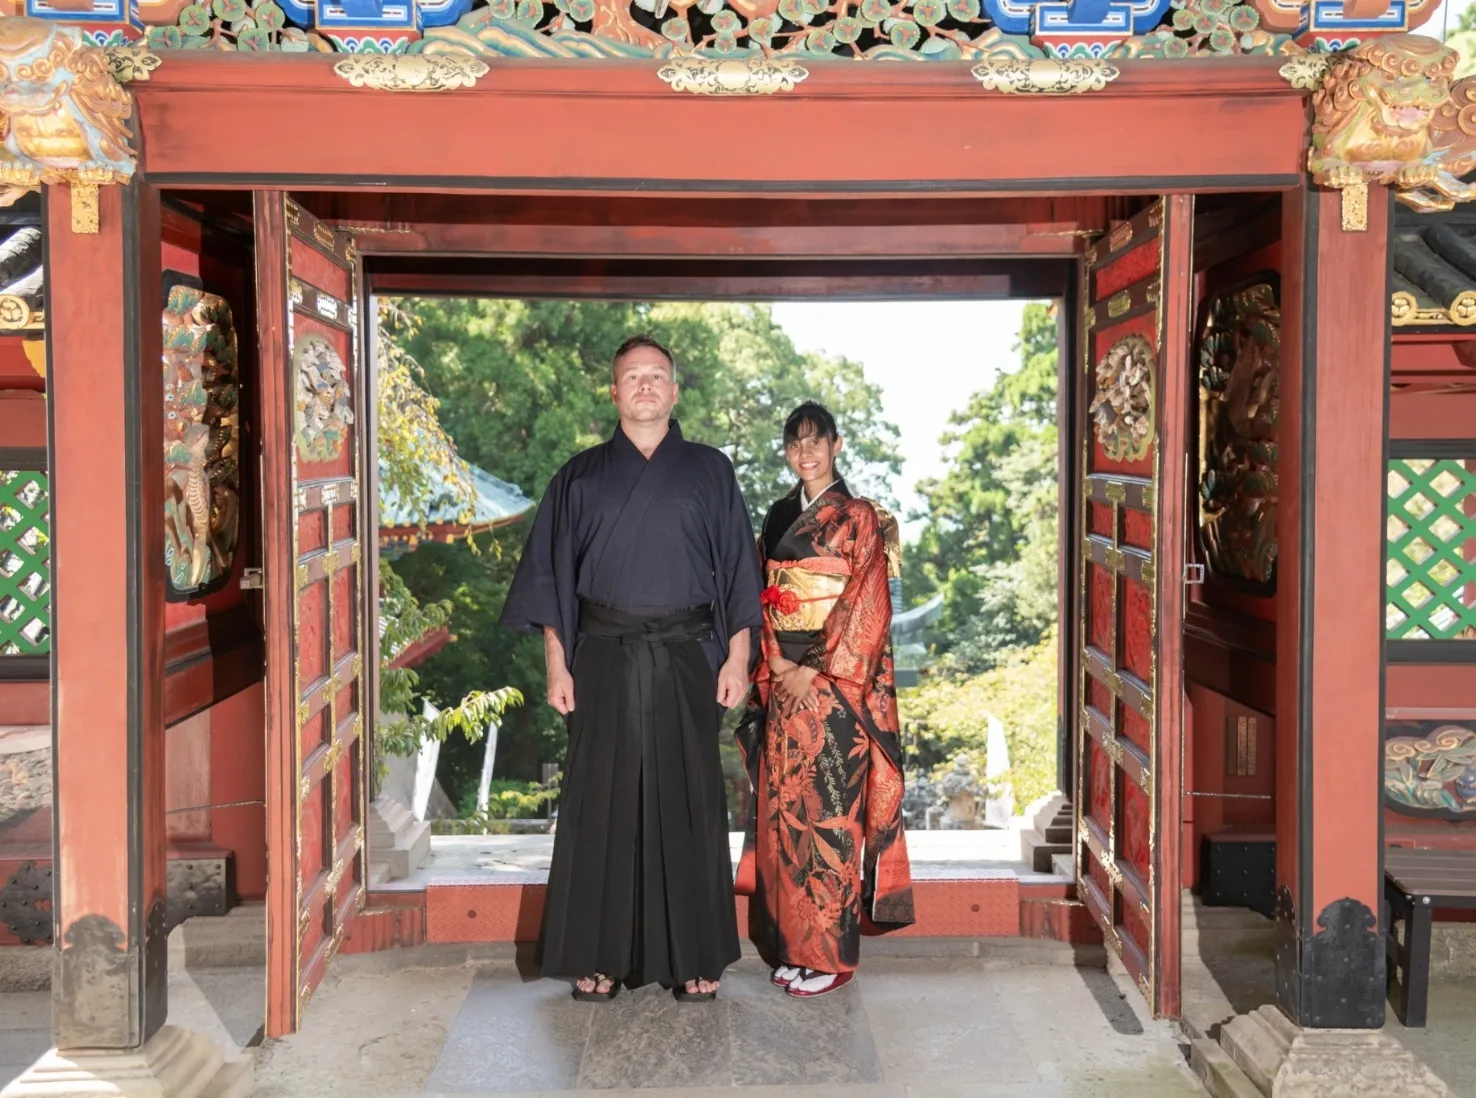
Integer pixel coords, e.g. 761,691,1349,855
1386,978,1476,1098
576,982,732,1090
253,959,476,1098
428,968,592,1094
0,992,47,1032
859,960,1041,1085
723,960,881,1087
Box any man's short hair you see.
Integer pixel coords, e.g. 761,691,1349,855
612,334,675,380
784,401,839,445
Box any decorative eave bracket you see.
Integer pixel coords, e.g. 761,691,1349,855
0,19,155,233
1301,34,1476,232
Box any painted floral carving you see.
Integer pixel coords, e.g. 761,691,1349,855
1105,0,1297,58
295,336,354,463
1197,278,1279,591
419,0,1053,59
163,281,240,595
0,18,136,207
1310,34,1476,215
1384,722,1476,819
1089,334,1155,463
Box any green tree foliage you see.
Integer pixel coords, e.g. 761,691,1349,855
896,302,1062,806
392,299,903,802
375,303,521,762
400,299,901,517
377,300,477,531
904,301,1059,672
900,629,1058,808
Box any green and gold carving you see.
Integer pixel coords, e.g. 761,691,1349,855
1197,278,1280,591
1385,722,1476,819
163,281,241,595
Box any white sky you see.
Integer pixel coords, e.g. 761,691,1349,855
770,300,1028,537
1438,0,1473,33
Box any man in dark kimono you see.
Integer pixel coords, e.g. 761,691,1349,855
499,334,763,1003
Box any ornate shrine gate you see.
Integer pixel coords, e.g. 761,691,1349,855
257,194,372,1036
1073,196,1191,1018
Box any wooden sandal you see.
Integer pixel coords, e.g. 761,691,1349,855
572,973,620,1002
673,980,719,1002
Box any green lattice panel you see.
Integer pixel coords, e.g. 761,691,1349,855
0,470,50,656
1386,458,1476,641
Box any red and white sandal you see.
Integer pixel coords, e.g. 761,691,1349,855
785,969,854,997
771,964,802,987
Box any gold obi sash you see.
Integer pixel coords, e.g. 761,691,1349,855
762,559,850,632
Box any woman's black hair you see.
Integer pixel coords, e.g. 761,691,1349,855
783,401,839,446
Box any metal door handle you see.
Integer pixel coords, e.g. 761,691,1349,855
1183,563,1205,585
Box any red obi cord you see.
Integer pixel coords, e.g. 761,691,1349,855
760,585,800,615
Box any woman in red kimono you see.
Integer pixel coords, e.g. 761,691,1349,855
736,402,914,997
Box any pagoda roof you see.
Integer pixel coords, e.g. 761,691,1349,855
378,460,534,549
1392,204,1476,332
0,201,45,336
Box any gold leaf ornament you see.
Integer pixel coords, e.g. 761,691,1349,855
1277,55,1329,91
333,54,490,92
103,45,162,84
971,57,1119,94
656,54,808,96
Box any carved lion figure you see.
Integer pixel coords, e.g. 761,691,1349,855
1309,33,1476,213
0,18,135,206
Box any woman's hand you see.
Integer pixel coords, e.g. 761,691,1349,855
774,665,821,718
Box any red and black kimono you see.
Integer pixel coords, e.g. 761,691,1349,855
736,479,914,974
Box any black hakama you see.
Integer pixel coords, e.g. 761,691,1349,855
499,421,763,988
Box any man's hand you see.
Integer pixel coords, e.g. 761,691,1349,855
543,626,574,715
547,666,576,715
716,656,747,709
716,627,753,709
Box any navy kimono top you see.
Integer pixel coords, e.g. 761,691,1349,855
499,421,764,671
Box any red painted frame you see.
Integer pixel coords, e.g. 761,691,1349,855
40,54,1331,1040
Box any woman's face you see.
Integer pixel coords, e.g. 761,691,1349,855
785,427,843,487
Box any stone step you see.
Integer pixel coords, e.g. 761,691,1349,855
368,796,431,881
179,901,266,969
1190,1037,1265,1098
1020,829,1071,874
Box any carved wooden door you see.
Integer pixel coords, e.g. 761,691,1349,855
1073,196,1191,1018
257,194,368,1036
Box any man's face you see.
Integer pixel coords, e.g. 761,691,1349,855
611,346,678,425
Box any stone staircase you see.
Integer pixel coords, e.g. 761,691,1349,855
1018,791,1074,873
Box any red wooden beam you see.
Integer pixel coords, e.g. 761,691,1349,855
331,195,1100,259
1274,185,1388,1028
0,337,43,391
135,57,1306,192
1391,337,1476,375
47,182,169,1050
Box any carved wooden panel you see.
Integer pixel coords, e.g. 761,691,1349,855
1074,196,1189,1018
